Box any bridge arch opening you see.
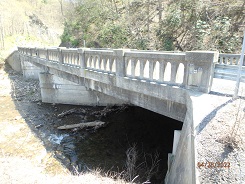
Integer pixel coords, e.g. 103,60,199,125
95,56,100,69
176,63,185,84
74,106,183,183
135,60,140,77
101,58,105,70
126,59,132,76
144,60,150,78
164,62,171,81
86,57,91,67
106,58,110,71
153,61,160,80
112,58,116,72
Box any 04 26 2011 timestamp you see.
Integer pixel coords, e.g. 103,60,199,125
197,162,230,169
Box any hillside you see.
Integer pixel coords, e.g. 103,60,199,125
61,0,245,53
0,0,70,63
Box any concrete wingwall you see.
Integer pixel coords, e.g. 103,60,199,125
165,94,196,184
5,50,22,72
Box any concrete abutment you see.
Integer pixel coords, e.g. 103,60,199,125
39,72,125,105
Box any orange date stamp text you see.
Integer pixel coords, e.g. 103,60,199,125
197,162,230,169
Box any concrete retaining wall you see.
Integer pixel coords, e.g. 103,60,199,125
5,50,22,72
165,94,195,183
21,57,40,79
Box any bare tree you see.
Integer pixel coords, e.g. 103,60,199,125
0,15,5,49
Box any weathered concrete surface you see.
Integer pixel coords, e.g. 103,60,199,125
165,91,232,184
5,50,22,72
186,51,218,93
22,56,187,121
21,57,40,79
39,72,125,105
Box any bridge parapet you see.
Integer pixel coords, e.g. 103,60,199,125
218,53,245,65
18,47,218,93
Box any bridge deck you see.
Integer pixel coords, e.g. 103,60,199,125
211,78,245,97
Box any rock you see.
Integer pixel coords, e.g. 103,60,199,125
14,116,22,120
35,124,43,129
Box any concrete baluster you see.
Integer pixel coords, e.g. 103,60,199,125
170,62,178,83
224,56,228,64
219,56,223,64
149,60,154,80
235,57,239,65
182,63,188,86
139,60,146,79
45,48,49,61
159,61,166,82
29,48,32,56
131,58,136,77
108,56,112,72
57,48,63,64
77,51,80,66
229,57,233,65
103,58,107,71
98,56,102,70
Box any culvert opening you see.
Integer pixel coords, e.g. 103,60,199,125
62,106,183,183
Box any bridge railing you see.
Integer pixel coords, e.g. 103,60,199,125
18,47,219,93
62,48,80,66
124,50,187,86
38,48,48,60
84,49,116,74
218,53,245,65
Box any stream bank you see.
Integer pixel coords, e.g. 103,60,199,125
1,63,183,183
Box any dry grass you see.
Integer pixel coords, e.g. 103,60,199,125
0,155,129,184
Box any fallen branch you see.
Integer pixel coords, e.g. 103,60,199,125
57,108,76,118
57,121,106,130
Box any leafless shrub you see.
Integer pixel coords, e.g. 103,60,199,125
122,144,160,183
124,144,138,182
227,98,244,149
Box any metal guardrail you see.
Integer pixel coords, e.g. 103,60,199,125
214,64,245,82
214,54,245,82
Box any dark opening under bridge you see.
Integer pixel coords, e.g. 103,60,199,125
12,47,242,184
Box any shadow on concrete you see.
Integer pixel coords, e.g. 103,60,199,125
210,91,245,100
196,99,234,135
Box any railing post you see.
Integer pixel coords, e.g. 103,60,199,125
185,51,219,93
46,48,49,61
35,47,39,58
114,49,128,77
78,48,89,69
57,48,63,64
29,48,32,56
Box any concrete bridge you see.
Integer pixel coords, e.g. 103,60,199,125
13,47,220,183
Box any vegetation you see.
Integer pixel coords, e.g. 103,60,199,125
0,0,69,63
61,0,245,53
